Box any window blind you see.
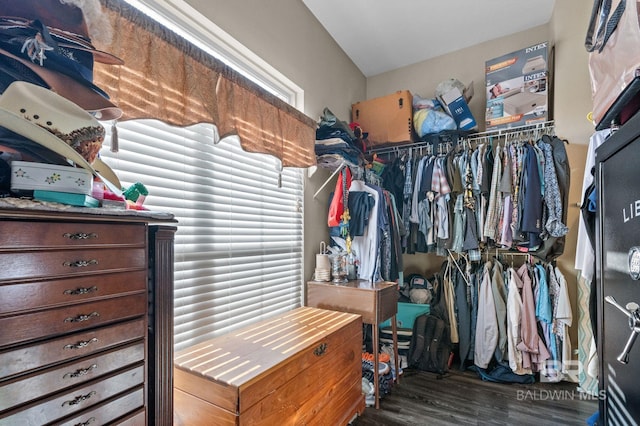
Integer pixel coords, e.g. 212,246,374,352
102,120,304,352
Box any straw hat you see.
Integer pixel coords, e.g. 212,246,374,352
0,81,121,193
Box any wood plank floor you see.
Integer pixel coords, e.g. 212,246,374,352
352,368,598,426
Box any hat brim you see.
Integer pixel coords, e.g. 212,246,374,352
0,16,125,66
92,157,121,190
0,47,122,121
0,108,122,195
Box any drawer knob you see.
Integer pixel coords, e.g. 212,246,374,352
314,343,328,356
64,312,100,323
63,259,99,268
63,337,99,350
63,232,98,240
74,417,95,426
62,391,96,407
64,286,98,296
63,364,98,379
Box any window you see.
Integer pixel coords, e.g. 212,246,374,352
103,122,304,352
105,1,306,352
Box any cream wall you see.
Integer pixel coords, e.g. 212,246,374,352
184,1,596,344
366,25,552,134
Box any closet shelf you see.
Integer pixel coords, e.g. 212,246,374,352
370,120,555,156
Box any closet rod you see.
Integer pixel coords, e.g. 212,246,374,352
369,120,555,156
465,119,554,143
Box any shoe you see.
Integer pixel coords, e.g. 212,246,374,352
361,377,374,395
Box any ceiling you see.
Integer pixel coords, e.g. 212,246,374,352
302,0,556,77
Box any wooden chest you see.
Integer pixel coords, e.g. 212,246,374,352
173,306,364,426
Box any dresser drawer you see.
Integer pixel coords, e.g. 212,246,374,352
0,248,146,282
57,390,145,426
0,293,147,347
0,319,146,380
0,221,146,250
0,270,146,316
0,341,145,411
0,364,145,425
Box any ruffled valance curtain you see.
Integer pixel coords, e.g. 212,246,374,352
93,0,316,168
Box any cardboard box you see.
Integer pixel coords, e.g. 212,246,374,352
485,41,551,130
439,87,477,131
352,90,415,147
11,161,93,195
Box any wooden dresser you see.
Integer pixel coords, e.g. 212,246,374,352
173,306,365,426
0,207,176,425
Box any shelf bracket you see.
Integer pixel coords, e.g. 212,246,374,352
313,162,345,199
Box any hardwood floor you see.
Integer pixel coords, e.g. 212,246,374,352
352,368,598,426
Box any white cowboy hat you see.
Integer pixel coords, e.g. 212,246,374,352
0,81,121,194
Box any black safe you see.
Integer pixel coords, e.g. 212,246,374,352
596,111,640,425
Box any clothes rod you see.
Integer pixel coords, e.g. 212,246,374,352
369,120,555,155
466,120,554,141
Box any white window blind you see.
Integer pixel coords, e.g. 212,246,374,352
102,121,304,352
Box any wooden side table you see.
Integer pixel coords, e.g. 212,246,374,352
306,280,399,409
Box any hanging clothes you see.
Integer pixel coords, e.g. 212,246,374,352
516,263,551,372
346,179,380,281
474,260,499,369
491,260,509,363
506,265,531,375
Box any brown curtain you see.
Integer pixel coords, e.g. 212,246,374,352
93,0,316,168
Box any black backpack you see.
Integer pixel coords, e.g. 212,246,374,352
407,268,452,376
407,313,451,376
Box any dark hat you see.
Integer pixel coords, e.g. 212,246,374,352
0,46,122,120
0,0,123,121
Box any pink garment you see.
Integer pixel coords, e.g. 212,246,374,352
516,264,551,372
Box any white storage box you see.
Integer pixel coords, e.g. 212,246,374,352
11,161,93,195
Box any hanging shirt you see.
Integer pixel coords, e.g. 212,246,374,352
474,261,499,369
409,156,428,224
538,140,569,238
491,260,509,362
507,267,531,375
348,179,380,281
575,129,611,281
520,144,543,249
554,266,573,377
484,145,503,240
516,264,551,371
453,257,473,368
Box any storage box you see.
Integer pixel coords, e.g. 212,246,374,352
173,306,365,426
439,87,477,131
380,302,430,329
33,189,100,207
352,90,415,148
10,161,93,195
485,41,551,130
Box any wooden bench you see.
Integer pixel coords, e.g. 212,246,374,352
173,306,365,425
